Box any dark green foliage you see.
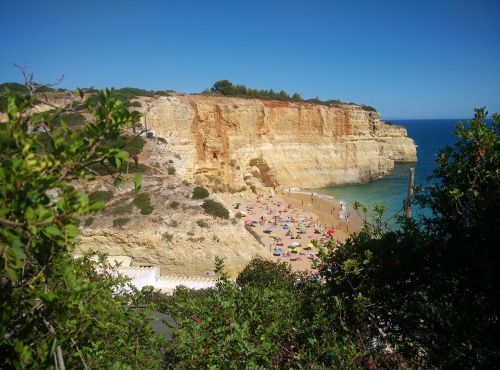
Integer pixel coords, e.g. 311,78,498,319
361,105,377,112
156,136,167,145
236,257,295,289
85,136,146,176
168,201,180,209
191,186,209,199
128,100,142,107
0,82,29,94
206,80,376,110
132,193,154,215
114,135,146,157
56,111,86,127
202,199,229,219
89,190,113,203
319,108,500,369
107,202,133,216
88,162,148,176
209,79,302,102
113,217,130,227
196,219,209,228
167,166,176,175
159,257,366,368
109,87,172,101
0,82,56,95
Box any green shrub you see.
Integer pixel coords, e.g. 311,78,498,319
202,199,229,219
156,137,167,145
113,217,130,227
87,162,148,175
169,201,180,209
120,135,146,157
57,112,86,127
205,80,377,110
167,166,176,175
129,100,142,107
133,193,154,215
192,186,209,200
89,190,113,203
107,202,133,216
196,219,209,228
236,256,295,289
361,105,377,112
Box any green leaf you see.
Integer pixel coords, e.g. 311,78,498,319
116,150,129,160
113,177,123,187
43,225,61,236
134,174,143,193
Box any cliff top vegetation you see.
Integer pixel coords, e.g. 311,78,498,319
1,81,377,112
203,79,377,112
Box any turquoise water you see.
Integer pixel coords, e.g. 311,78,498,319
313,119,462,221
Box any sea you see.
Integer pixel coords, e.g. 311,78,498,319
313,119,466,223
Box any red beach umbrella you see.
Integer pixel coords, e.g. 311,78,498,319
327,229,335,235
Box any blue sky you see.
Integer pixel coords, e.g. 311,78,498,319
1,0,499,119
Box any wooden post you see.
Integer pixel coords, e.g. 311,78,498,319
406,168,415,219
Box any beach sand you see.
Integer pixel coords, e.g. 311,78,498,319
218,189,363,272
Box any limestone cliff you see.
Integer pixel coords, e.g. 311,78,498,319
75,140,270,278
141,95,417,191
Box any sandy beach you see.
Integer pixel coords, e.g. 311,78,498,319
219,189,363,272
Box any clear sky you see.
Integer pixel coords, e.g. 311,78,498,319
1,0,499,119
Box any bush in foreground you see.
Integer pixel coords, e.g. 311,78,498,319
0,84,163,368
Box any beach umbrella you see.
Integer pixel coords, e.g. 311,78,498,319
305,243,314,250
291,247,301,253
327,229,335,235
290,241,301,247
251,220,259,225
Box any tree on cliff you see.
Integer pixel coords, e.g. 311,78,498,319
0,71,164,368
209,79,304,102
210,79,234,96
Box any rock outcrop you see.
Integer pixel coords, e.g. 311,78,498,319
141,95,417,191
75,139,269,278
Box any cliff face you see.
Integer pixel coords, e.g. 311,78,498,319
142,95,417,190
75,140,269,279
